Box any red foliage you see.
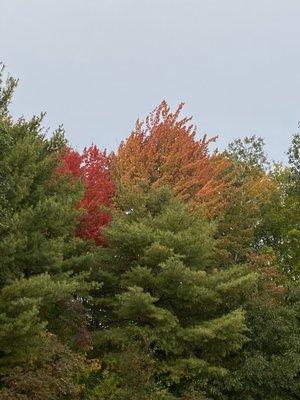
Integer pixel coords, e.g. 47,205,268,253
59,145,115,245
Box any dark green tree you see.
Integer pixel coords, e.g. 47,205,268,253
0,68,96,287
0,272,100,399
216,136,275,266
0,65,16,234
255,134,300,278
227,251,300,400
0,66,98,398
89,187,258,399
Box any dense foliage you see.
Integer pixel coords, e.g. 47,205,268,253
59,145,115,245
0,69,299,399
112,101,232,215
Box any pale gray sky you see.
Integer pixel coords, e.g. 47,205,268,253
1,0,300,161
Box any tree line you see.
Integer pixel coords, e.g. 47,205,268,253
0,68,299,399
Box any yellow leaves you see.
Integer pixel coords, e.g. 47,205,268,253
244,173,277,202
87,359,102,373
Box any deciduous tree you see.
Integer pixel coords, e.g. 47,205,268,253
113,101,231,215
60,145,115,245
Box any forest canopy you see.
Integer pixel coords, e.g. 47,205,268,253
0,68,299,400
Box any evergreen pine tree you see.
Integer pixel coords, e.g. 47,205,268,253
0,67,98,398
0,72,94,286
90,187,258,399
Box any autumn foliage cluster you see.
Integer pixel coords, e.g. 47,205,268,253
58,145,114,245
114,101,231,213
0,70,299,400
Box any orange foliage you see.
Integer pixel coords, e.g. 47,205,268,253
112,101,232,214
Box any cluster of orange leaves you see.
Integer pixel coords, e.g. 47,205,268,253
112,101,232,215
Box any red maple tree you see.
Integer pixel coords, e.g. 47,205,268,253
59,145,115,245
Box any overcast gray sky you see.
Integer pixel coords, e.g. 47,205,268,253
1,0,299,161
